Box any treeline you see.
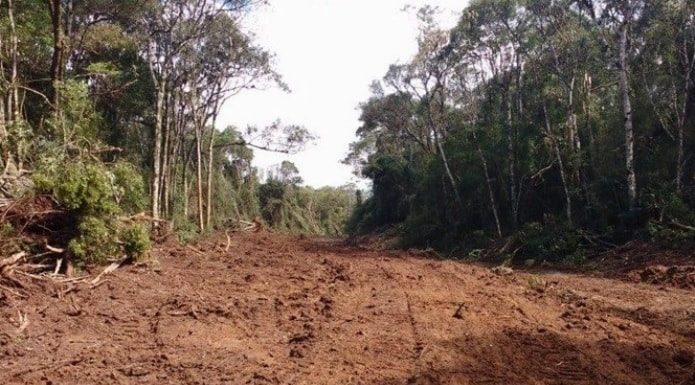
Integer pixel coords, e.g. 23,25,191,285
0,0,352,263
346,0,695,262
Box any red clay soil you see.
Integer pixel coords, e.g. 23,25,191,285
1,232,694,385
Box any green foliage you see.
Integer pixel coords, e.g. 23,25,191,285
86,61,121,77
34,157,151,264
121,224,151,260
517,221,585,265
344,0,695,263
49,80,105,141
34,158,121,217
257,177,357,235
112,162,147,213
174,220,201,245
646,222,695,247
644,192,695,246
68,216,120,265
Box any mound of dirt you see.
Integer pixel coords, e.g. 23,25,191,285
627,265,695,289
587,242,694,290
0,232,693,385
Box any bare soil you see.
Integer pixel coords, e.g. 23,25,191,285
1,232,694,385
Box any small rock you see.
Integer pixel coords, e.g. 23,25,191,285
491,266,514,276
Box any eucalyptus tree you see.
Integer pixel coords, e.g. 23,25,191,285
637,0,695,196
452,0,527,227
576,0,645,211
197,12,282,228
383,6,463,208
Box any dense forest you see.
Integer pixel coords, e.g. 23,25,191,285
0,0,355,264
346,0,695,262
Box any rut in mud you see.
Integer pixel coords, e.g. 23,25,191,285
1,232,694,385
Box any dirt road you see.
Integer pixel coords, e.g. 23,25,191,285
1,232,693,385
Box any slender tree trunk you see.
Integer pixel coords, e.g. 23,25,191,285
182,159,189,220
618,22,637,211
150,83,165,221
205,90,222,228
473,131,502,237
675,40,693,195
583,72,597,180
47,0,65,111
434,132,463,209
568,78,582,186
195,121,205,232
544,104,573,226
160,95,171,219
205,115,217,228
169,92,186,219
0,12,7,158
506,84,518,227
0,97,5,149
8,0,22,167
676,109,686,196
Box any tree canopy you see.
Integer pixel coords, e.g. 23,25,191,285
346,0,695,261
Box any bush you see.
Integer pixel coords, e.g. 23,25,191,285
68,216,120,265
112,162,147,213
517,220,584,264
121,224,151,260
34,158,120,216
175,220,200,244
644,191,695,247
34,157,151,265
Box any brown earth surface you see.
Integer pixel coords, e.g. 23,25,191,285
1,232,694,385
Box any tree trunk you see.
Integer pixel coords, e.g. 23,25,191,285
160,94,171,220
434,132,463,209
544,104,573,226
8,0,22,167
0,97,5,150
182,162,189,220
150,84,165,221
473,131,502,237
0,7,7,156
506,84,518,227
47,0,65,111
205,116,216,229
583,72,597,182
195,122,205,232
675,39,694,196
618,22,637,211
206,91,222,229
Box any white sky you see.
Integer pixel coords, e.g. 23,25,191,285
218,0,465,188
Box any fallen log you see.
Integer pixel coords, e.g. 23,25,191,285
0,252,27,271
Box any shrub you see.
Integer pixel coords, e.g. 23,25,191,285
175,220,200,244
517,220,584,264
121,224,151,260
112,162,147,214
68,216,120,265
34,159,120,216
34,157,151,265
644,192,695,247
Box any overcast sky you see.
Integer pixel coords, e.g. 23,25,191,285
218,0,465,188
